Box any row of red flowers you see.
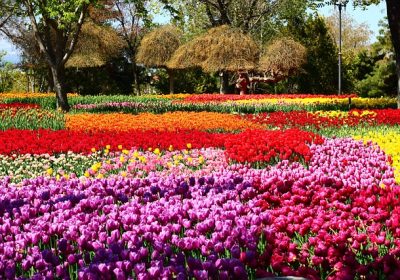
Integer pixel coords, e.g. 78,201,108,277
0,103,40,109
0,128,322,165
173,94,357,103
245,109,400,129
225,129,323,165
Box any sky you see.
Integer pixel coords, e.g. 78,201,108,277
0,1,388,64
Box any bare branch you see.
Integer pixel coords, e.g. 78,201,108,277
0,13,12,29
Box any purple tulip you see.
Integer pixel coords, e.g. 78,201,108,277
4,264,16,279
148,266,161,278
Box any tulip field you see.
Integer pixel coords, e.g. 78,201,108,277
1,93,400,280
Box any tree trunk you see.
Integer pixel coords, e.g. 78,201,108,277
219,71,229,94
167,68,175,94
132,61,141,96
397,65,400,109
50,66,70,112
46,67,54,92
386,0,400,108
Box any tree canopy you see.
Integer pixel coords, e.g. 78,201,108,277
325,10,372,62
7,0,99,111
311,0,400,107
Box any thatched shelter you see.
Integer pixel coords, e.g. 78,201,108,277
66,21,125,68
259,37,307,77
168,25,259,94
200,26,259,73
136,25,181,94
167,39,206,70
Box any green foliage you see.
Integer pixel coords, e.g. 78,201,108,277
65,57,139,96
151,68,219,94
2,96,59,110
309,0,381,9
349,49,375,81
0,51,14,92
356,59,397,97
25,0,95,28
352,21,397,97
318,124,400,140
0,52,31,93
0,108,65,130
69,95,166,106
284,14,342,93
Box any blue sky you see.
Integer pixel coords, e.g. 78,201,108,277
0,2,387,63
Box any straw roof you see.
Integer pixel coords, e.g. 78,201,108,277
66,21,125,68
136,25,182,68
259,37,307,76
166,39,207,69
167,25,259,72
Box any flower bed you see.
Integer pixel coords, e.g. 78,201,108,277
0,103,40,109
224,129,323,166
66,112,262,132
353,129,400,184
0,128,323,183
166,94,396,109
246,109,400,129
168,94,357,103
1,93,400,279
0,92,78,99
0,137,399,279
0,108,65,130
0,129,226,155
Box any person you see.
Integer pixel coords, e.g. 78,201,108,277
235,72,250,95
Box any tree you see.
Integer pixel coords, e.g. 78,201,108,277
0,12,58,92
136,25,181,94
353,21,397,97
356,59,396,97
0,51,14,92
168,25,259,94
323,10,373,92
0,1,15,29
286,15,340,93
1,3,127,94
167,0,312,46
166,0,293,49
7,0,98,112
312,0,400,107
385,0,400,107
102,0,152,95
324,10,372,63
169,0,283,32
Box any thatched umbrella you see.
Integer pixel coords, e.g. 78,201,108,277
168,25,259,94
167,39,206,70
259,37,307,78
66,21,125,68
136,25,181,94
200,26,259,73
